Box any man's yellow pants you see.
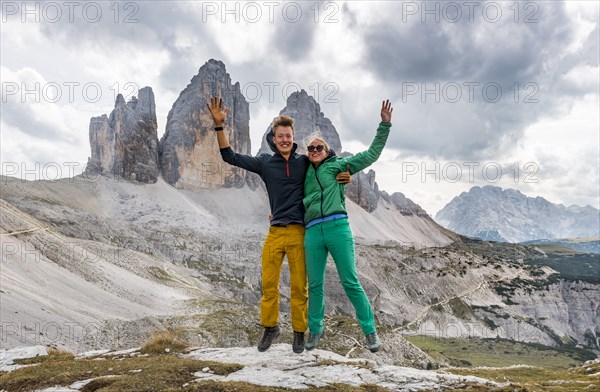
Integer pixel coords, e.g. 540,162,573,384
260,225,308,332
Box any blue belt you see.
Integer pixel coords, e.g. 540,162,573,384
306,214,348,229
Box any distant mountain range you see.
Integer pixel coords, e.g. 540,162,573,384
435,186,600,243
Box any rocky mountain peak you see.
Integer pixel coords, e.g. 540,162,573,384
85,86,159,183
258,89,342,155
436,185,600,242
344,165,428,216
115,93,126,106
159,59,250,189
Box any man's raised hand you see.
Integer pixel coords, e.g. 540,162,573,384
381,99,393,123
336,164,352,185
206,96,228,127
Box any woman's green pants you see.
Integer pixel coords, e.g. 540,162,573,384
304,218,376,335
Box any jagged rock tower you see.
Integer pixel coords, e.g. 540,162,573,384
85,87,159,183
159,59,250,189
257,89,342,155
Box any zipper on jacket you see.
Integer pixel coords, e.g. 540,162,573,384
314,166,325,219
312,153,336,220
286,160,290,177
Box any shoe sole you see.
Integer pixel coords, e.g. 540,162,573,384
368,345,381,353
257,330,280,352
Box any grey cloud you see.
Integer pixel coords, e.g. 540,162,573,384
366,22,457,81
1,99,72,143
270,1,317,60
14,1,319,113
32,1,222,95
157,40,224,94
5,0,596,167
338,1,596,160
342,2,358,30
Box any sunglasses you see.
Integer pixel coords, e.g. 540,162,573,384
307,145,325,152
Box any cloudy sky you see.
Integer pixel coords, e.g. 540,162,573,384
1,0,598,216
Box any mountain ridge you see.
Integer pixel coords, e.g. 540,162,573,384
436,185,600,243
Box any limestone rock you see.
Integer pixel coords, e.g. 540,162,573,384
345,169,381,213
388,191,429,217
257,89,341,155
85,87,159,183
159,59,250,189
343,168,428,216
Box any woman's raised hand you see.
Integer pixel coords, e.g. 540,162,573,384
381,99,393,123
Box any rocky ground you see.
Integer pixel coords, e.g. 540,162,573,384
0,343,499,391
0,174,598,390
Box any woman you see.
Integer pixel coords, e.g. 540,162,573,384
303,100,393,352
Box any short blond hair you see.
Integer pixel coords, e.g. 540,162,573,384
272,115,294,132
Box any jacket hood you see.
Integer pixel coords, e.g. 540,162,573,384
325,149,337,160
266,128,298,155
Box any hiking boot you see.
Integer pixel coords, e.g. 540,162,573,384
292,331,305,354
305,330,324,351
365,332,381,353
257,326,280,352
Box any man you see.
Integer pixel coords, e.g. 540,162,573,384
206,97,349,354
